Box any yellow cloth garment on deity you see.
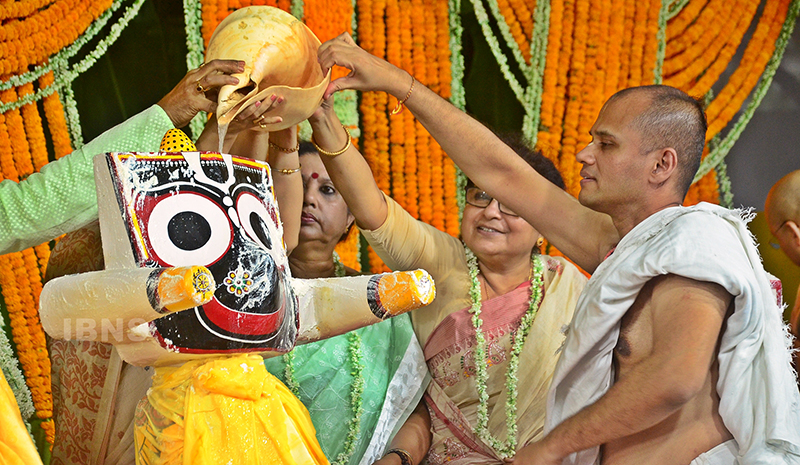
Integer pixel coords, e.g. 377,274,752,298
134,354,328,465
0,371,43,465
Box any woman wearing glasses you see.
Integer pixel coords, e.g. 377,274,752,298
307,101,587,465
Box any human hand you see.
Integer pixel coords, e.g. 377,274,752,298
307,95,348,152
227,94,285,136
317,32,411,100
504,440,563,465
307,94,337,127
158,59,246,128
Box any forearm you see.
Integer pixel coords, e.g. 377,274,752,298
309,111,388,231
0,105,173,254
377,70,614,271
230,129,268,161
375,400,431,465
268,131,301,254
540,357,697,460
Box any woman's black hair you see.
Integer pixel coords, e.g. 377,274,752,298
465,133,566,191
298,141,317,157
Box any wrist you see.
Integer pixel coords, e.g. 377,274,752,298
308,107,339,130
269,131,297,146
539,432,567,461
387,68,414,100
311,116,348,150
157,101,182,128
384,448,412,465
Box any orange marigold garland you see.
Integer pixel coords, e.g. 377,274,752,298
704,0,786,140
640,0,661,83
665,0,723,58
496,0,531,63
386,0,405,210
19,84,49,171
427,0,446,231
2,89,35,179
559,0,588,196
39,71,73,159
576,0,607,151
662,0,732,76
536,0,562,156
603,0,625,100
442,0,460,237
0,0,113,76
665,0,754,91
617,0,636,88
666,0,710,43
549,0,575,160
411,0,429,223
0,0,56,21
399,0,416,216
684,0,758,96
0,87,54,443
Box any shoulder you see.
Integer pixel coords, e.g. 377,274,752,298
540,254,588,290
662,205,743,242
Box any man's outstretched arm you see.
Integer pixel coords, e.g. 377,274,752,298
512,274,732,464
317,33,617,272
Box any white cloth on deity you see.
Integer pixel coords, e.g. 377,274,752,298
545,202,800,465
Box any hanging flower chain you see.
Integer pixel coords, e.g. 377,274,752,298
336,331,365,465
282,252,364,465
465,246,544,459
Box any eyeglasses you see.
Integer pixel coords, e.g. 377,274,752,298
464,187,519,217
768,220,788,250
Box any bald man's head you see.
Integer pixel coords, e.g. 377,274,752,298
608,85,707,198
766,170,800,266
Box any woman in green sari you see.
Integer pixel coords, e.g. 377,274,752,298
261,142,429,465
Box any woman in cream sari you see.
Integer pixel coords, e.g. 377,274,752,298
307,102,586,464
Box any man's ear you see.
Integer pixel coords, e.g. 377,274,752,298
785,220,800,248
650,147,678,187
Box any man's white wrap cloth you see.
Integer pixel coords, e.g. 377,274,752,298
544,203,800,465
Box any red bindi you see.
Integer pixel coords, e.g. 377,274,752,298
310,172,319,179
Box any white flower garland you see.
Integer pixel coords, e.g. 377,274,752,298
467,0,526,105
449,0,467,219
465,246,544,458
183,0,207,140
0,311,34,430
654,0,672,85
521,0,550,146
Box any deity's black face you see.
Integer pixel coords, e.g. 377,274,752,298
107,152,298,354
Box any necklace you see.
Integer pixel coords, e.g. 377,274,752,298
283,251,365,465
465,246,544,459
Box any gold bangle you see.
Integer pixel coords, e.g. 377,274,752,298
311,125,351,157
269,141,300,153
385,448,412,465
276,165,301,175
390,75,415,115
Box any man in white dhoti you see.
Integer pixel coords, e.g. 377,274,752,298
316,34,800,465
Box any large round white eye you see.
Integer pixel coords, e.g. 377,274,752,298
236,192,277,250
147,192,232,266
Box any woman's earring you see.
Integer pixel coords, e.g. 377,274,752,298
537,237,544,247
